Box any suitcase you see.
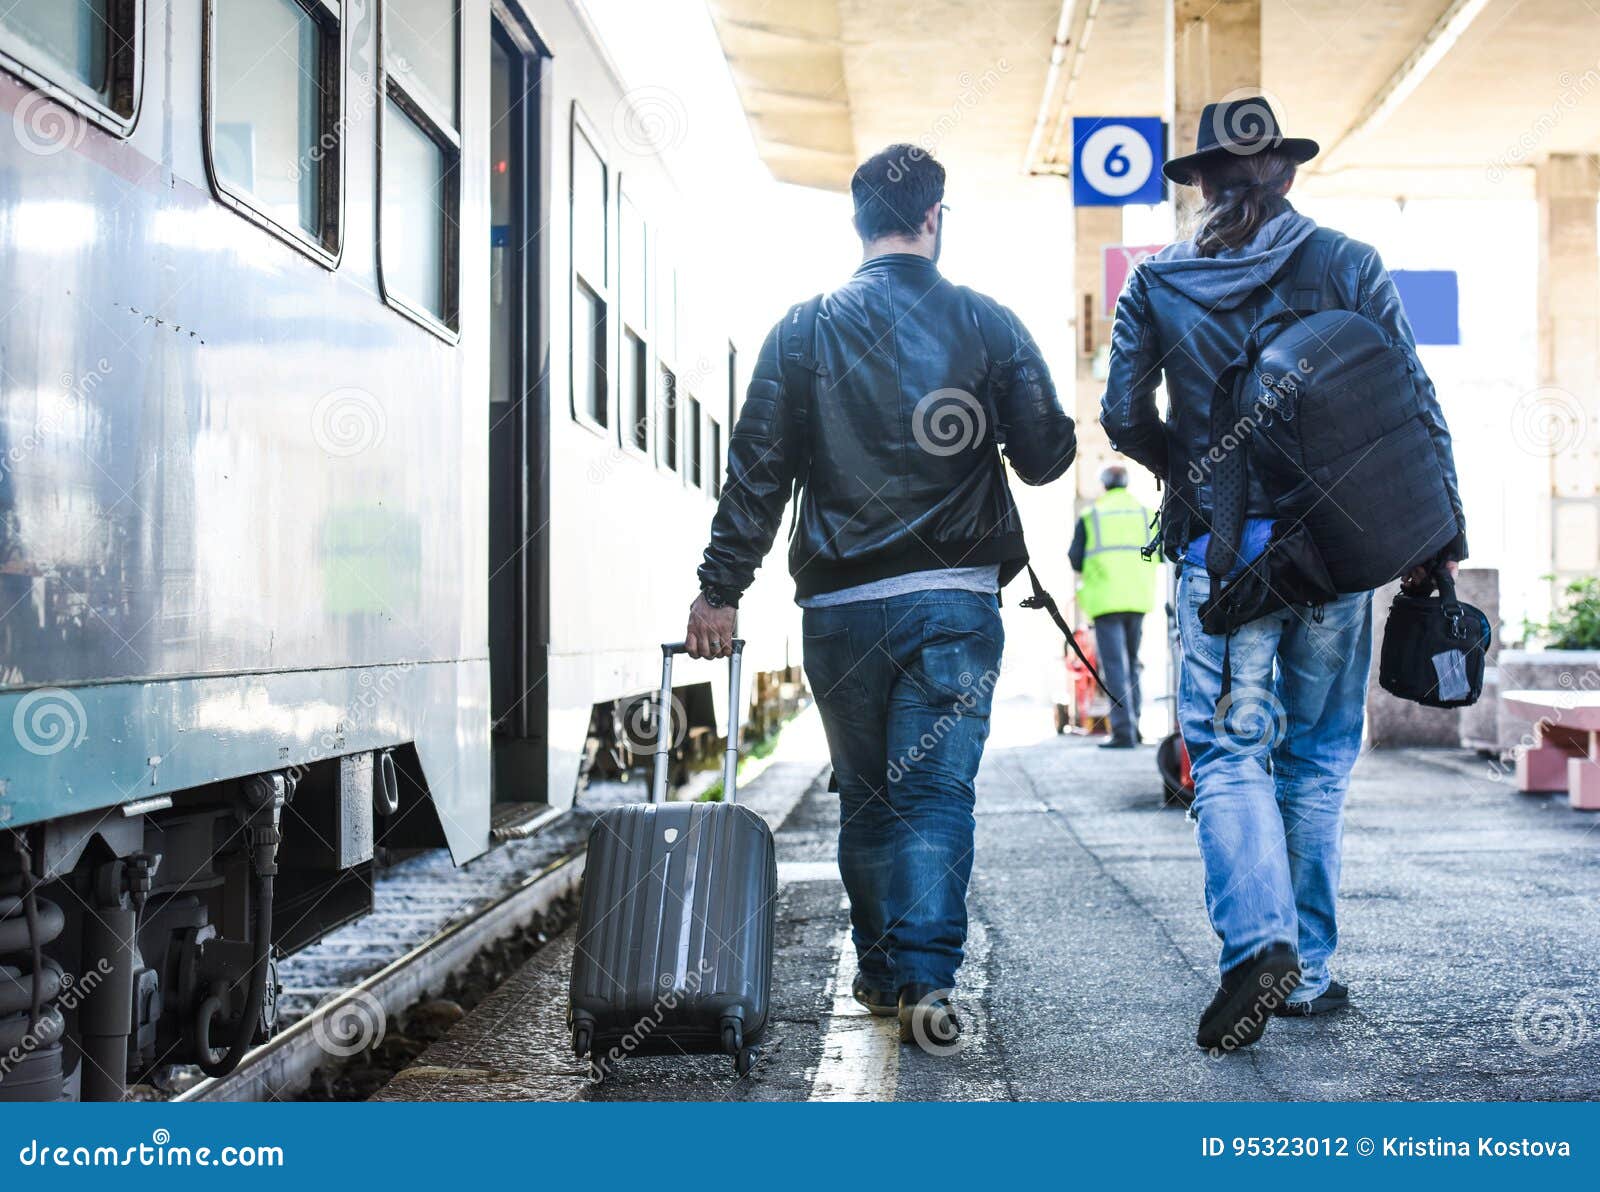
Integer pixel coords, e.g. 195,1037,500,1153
568,639,777,1081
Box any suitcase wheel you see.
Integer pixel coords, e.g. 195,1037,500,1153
734,1045,759,1078
720,1019,743,1055
571,1023,591,1059
588,1058,607,1085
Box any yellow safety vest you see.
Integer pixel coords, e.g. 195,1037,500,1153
1076,487,1157,620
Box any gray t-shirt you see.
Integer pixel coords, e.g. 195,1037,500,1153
796,565,1001,609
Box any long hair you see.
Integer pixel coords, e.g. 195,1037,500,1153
1189,149,1297,257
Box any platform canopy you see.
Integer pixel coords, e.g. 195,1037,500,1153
707,0,1600,198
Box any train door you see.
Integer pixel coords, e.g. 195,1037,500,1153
487,12,550,821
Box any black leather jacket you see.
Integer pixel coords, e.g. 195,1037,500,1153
1099,219,1468,563
699,254,1076,601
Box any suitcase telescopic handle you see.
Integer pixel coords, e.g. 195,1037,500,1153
650,640,746,805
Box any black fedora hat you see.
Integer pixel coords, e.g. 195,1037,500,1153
1163,97,1318,185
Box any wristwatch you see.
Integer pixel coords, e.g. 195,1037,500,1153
701,585,740,610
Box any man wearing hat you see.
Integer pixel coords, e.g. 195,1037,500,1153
1101,99,1468,1051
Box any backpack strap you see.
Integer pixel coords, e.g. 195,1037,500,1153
1286,226,1338,314
779,294,823,537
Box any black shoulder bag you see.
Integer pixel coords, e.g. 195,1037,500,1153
1378,566,1490,709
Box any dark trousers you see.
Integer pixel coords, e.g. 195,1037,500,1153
1094,612,1144,743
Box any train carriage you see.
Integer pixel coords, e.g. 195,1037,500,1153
0,0,794,1100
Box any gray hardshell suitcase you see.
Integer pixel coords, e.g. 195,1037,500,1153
568,640,777,1080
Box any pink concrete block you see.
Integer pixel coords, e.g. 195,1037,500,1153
1570,759,1600,811
1519,742,1578,793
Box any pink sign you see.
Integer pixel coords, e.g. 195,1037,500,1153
1102,244,1167,318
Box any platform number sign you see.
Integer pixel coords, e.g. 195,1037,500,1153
1072,117,1165,207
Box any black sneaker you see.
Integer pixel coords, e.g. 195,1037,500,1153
898,983,962,1051
1098,738,1138,750
1273,980,1350,1017
851,973,897,1017
1195,942,1300,1052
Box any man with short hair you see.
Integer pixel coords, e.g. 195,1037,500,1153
684,144,1076,1049
1069,465,1157,748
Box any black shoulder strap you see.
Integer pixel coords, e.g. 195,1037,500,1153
1286,227,1338,314
1019,564,1121,707
779,294,823,537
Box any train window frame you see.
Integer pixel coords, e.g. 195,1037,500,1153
0,0,143,139
617,181,650,459
686,393,703,490
657,363,678,474
377,0,463,341
708,417,723,499
569,103,612,436
201,0,345,270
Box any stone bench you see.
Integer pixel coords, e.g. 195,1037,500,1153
1501,690,1600,810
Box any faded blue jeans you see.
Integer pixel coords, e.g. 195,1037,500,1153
1175,569,1372,1003
801,590,1003,992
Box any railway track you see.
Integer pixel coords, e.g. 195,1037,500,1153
171,831,592,1103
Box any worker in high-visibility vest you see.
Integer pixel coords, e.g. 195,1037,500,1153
1069,466,1158,748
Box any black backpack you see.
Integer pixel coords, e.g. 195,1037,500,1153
1202,229,1458,634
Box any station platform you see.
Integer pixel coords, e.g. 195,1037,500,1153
376,703,1600,1102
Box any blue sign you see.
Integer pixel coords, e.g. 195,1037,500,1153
1073,117,1166,207
1391,269,1460,345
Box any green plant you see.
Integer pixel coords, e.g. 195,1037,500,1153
1524,576,1600,650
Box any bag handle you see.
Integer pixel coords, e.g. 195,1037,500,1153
652,641,746,804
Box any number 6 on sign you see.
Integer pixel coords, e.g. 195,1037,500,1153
1072,117,1166,207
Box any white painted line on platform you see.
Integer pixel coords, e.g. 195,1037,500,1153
807,897,899,1102
777,860,841,884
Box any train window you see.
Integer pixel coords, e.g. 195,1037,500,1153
0,0,139,133
381,96,450,317
208,0,341,258
709,420,723,499
574,279,608,428
658,366,678,472
687,396,703,489
621,192,647,332
383,0,458,124
570,109,611,430
379,0,461,336
622,329,648,452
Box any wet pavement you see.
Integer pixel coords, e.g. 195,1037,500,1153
377,700,1600,1102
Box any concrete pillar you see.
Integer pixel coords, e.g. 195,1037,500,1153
1534,154,1600,588
1074,204,1122,501
1168,0,1262,227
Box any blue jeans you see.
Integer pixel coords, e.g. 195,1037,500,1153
1175,569,1372,1002
801,590,1003,992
